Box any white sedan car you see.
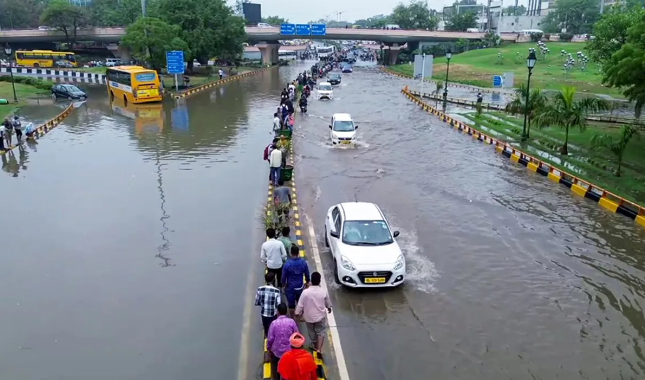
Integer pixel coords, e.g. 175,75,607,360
324,202,405,287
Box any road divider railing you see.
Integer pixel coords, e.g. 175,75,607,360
382,66,508,94
409,90,637,125
1,103,74,156
173,66,277,100
401,86,645,228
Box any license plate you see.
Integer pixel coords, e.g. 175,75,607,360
341,140,351,144
137,89,159,97
365,277,386,284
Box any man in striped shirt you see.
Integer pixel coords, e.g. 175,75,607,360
255,272,281,337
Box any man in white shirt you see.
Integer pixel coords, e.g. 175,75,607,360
260,227,287,287
218,69,224,80
269,144,282,186
273,112,281,134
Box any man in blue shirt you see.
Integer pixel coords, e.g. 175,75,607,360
281,245,310,318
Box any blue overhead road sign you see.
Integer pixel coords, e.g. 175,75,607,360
492,75,503,88
296,24,311,35
311,24,327,36
166,51,184,75
280,23,296,35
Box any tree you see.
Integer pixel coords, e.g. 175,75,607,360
586,6,644,69
505,83,548,139
40,0,89,42
0,0,47,29
541,0,599,34
262,16,288,25
89,0,143,27
534,86,609,155
445,11,477,31
234,0,249,14
121,17,188,70
503,5,526,15
591,125,640,177
390,0,439,30
602,10,645,119
156,0,246,69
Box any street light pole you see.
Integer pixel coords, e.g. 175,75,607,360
521,49,537,142
442,49,452,111
4,44,17,103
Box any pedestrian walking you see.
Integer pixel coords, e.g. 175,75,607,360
269,146,282,187
277,333,318,380
295,271,331,353
260,227,287,287
12,116,22,143
282,245,310,318
267,303,299,368
255,272,281,337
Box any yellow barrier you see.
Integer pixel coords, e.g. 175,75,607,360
0,103,74,156
173,66,278,100
400,86,645,228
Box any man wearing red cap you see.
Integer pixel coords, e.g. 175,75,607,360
277,332,318,380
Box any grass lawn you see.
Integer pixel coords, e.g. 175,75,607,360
459,110,645,203
0,82,49,120
391,42,623,96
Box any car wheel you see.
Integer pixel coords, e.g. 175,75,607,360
51,93,57,101
67,96,72,100
333,259,341,284
324,228,329,248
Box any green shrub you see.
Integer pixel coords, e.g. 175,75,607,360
0,76,53,90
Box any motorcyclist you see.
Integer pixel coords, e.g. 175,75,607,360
304,85,311,98
299,95,307,113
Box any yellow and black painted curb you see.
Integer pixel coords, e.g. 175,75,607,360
382,66,508,95
400,86,645,228
173,66,278,100
0,103,74,156
408,90,636,126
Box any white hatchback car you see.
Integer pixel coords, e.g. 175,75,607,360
324,202,405,288
317,82,334,100
329,113,357,145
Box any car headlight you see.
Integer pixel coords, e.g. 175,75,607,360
341,256,355,271
393,254,404,271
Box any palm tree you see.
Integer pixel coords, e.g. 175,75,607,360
534,86,610,155
505,83,548,139
591,124,640,177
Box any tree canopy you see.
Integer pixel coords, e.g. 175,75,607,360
121,17,188,70
40,0,89,42
586,5,644,68
445,11,477,31
89,0,142,27
541,0,599,34
262,16,288,25
390,0,438,30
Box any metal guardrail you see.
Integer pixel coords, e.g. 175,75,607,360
401,86,645,228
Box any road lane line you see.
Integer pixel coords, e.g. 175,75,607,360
305,213,351,380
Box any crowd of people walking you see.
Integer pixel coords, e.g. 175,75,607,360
255,75,333,380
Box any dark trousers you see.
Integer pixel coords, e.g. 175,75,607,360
15,129,22,142
262,315,276,337
266,266,283,288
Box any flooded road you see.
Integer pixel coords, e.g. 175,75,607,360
1,62,645,380
296,65,645,380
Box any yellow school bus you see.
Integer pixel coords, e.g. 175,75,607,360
106,66,163,104
109,98,165,134
15,50,77,68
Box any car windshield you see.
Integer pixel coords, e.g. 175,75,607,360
63,85,81,92
342,220,393,246
319,85,332,91
329,74,340,79
333,120,354,132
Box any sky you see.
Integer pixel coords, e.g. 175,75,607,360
230,0,531,24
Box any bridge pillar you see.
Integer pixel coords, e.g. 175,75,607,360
256,42,280,65
388,45,402,66
116,44,131,62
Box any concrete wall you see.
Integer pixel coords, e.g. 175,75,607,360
496,15,546,33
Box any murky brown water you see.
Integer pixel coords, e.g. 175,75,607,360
1,65,645,380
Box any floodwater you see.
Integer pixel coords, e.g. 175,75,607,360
1,63,644,380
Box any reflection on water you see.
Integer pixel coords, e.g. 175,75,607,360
109,98,165,134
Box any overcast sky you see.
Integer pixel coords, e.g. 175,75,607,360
231,0,531,24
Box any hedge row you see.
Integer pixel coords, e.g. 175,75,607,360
0,76,53,91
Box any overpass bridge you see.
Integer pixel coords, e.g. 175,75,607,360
0,27,518,64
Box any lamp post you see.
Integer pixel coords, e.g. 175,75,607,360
4,44,17,103
442,48,452,111
521,49,537,142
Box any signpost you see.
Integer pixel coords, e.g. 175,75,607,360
296,24,311,35
166,50,185,92
492,75,503,88
280,23,296,35
311,24,327,36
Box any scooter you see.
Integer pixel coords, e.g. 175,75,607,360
300,104,307,113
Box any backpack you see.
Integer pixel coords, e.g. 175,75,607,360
263,144,271,161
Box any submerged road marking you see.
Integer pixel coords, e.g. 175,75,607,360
305,213,351,380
